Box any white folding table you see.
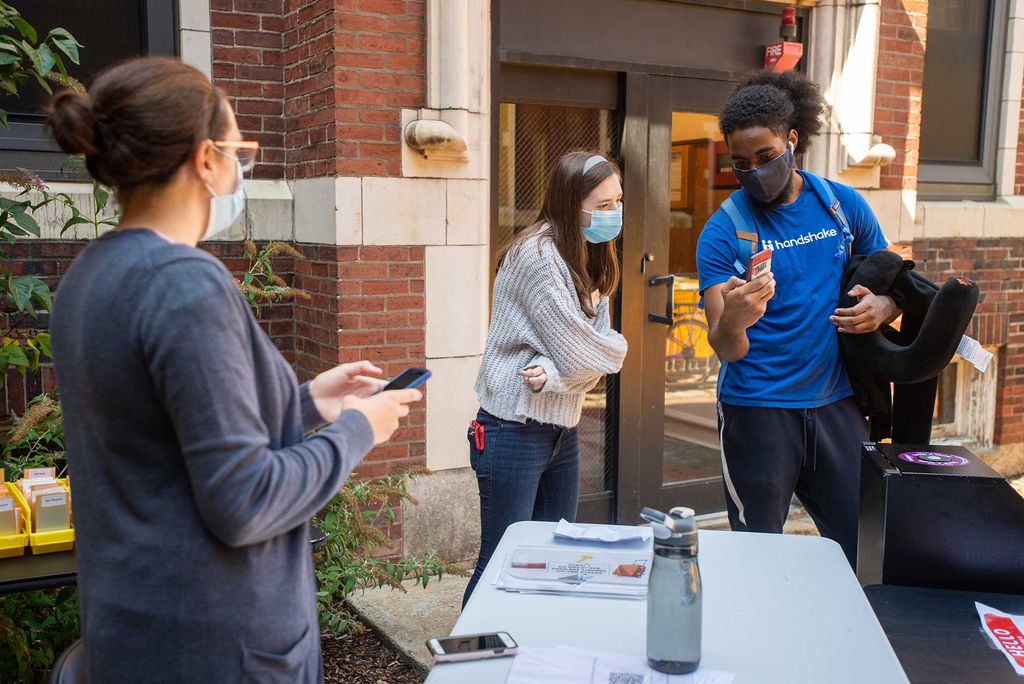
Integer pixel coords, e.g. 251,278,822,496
425,521,908,684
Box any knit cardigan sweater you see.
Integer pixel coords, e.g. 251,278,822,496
476,231,628,428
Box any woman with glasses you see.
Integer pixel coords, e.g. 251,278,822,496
46,57,422,682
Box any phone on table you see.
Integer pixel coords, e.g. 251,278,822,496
380,367,431,392
426,632,518,663
746,248,773,282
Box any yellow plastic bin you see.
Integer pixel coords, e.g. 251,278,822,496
0,482,30,558
11,479,75,555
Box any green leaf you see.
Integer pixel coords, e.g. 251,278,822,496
46,28,81,65
20,41,42,75
31,282,52,312
12,209,39,236
93,183,108,212
0,52,19,66
35,44,55,76
34,333,51,358
11,16,36,43
61,215,90,234
7,275,36,311
0,344,29,369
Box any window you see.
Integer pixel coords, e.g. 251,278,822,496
918,0,1008,200
0,0,177,177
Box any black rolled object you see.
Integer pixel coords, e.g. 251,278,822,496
839,251,980,442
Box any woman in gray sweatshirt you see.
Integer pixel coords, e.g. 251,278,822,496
463,151,629,606
46,57,421,682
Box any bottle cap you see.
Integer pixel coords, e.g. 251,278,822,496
641,506,698,549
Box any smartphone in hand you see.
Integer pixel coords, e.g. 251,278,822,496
380,367,431,392
746,249,772,282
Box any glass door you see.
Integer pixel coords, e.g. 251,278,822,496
658,113,731,513
616,74,734,521
494,65,623,523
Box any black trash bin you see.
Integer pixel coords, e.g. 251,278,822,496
858,442,1024,594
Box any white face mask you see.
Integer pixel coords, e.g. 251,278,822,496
202,151,245,241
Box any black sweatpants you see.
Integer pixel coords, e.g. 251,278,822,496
717,396,867,566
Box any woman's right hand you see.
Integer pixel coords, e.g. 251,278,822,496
342,389,422,445
718,273,776,333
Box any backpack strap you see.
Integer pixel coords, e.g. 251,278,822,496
801,171,854,260
720,192,759,276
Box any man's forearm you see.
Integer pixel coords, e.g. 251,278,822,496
709,322,750,364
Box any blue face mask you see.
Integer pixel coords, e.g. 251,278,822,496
581,204,623,243
202,151,245,241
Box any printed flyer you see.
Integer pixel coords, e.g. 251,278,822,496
496,546,652,598
976,602,1024,676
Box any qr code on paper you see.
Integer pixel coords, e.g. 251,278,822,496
608,674,644,684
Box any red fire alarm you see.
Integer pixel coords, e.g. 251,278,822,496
764,6,803,72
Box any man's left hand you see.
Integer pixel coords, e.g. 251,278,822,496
831,285,900,334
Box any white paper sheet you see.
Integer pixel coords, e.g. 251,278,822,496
976,602,1024,676
957,335,993,373
506,647,735,684
495,546,652,598
554,519,653,543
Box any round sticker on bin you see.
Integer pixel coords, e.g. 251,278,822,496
898,451,969,467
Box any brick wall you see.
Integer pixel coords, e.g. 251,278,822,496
283,0,337,178
294,244,427,477
875,0,928,191
211,0,287,179
226,0,426,179
332,0,426,177
912,238,1024,445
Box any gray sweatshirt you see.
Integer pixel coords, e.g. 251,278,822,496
51,228,373,683
475,230,628,427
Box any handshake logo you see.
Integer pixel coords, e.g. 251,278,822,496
762,227,838,253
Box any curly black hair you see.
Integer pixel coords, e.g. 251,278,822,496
719,70,826,154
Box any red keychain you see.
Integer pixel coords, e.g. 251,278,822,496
470,420,485,452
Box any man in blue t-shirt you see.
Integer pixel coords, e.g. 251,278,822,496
697,71,899,565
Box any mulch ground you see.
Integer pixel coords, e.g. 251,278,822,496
322,624,424,684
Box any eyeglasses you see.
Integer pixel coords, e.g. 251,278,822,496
212,140,260,172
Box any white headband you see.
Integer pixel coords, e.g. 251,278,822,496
583,155,607,174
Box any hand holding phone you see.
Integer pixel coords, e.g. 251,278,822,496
380,367,431,392
426,632,518,663
746,248,772,282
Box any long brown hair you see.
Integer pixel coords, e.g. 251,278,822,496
46,57,229,198
498,150,621,318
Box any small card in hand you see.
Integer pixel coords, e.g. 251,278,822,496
747,249,772,281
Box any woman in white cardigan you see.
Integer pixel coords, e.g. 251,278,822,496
463,151,629,606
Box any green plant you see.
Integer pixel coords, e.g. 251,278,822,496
0,1,81,128
315,470,444,634
237,240,311,314
54,155,119,238
2,393,64,479
0,587,79,681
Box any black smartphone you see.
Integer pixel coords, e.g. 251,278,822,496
381,367,431,392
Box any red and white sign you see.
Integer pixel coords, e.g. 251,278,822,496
976,602,1024,676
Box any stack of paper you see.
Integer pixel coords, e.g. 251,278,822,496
553,519,653,543
495,545,652,598
506,647,735,684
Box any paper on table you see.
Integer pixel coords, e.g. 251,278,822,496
495,546,652,598
506,647,735,684
554,519,653,543
976,602,1024,676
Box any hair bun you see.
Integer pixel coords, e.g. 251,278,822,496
47,90,98,156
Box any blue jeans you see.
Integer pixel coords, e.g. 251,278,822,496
462,408,580,607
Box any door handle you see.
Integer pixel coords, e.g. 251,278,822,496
648,275,675,325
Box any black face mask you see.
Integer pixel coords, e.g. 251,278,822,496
733,143,795,205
